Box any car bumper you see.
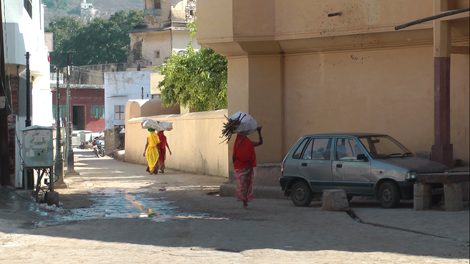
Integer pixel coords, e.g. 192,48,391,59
279,176,295,191
398,181,414,200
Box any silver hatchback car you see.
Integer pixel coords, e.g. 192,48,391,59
279,133,448,208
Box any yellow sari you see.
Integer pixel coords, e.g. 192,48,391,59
146,131,160,173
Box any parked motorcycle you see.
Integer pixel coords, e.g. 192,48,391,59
92,137,105,157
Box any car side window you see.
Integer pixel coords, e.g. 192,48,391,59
292,138,308,159
301,139,314,159
336,138,363,161
301,138,332,160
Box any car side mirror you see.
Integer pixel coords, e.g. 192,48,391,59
357,154,368,161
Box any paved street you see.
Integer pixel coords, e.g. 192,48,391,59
0,149,469,263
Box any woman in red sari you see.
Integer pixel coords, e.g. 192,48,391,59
232,127,263,209
157,130,172,173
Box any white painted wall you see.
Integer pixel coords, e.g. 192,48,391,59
104,71,152,130
3,0,52,187
172,30,200,54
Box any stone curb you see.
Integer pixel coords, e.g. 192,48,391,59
219,184,287,200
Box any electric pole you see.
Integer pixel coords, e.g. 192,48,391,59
25,52,31,127
54,66,65,186
65,52,77,175
24,52,33,189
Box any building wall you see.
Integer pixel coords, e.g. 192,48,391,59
143,0,189,24
197,0,470,165
283,47,469,163
142,31,171,66
104,71,153,130
125,106,228,177
51,88,105,133
172,30,200,52
67,63,128,85
32,75,53,127
150,72,164,95
3,0,52,188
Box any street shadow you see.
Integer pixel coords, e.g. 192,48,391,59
1,150,468,261
1,190,467,261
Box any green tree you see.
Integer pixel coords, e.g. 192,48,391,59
46,16,84,68
46,10,143,68
157,21,227,111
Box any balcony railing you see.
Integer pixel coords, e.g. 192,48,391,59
50,72,64,84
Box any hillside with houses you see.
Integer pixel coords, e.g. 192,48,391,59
44,0,142,26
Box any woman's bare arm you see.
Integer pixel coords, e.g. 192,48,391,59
252,127,263,147
166,142,172,155
143,138,148,156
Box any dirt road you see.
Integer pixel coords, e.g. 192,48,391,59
0,149,468,263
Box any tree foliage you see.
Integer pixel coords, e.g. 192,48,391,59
157,21,228,111
46,10,143,68
46,16,83,68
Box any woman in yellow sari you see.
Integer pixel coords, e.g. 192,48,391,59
143,128,161,174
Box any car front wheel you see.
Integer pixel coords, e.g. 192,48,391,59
290,181,313,207
378,181,401,208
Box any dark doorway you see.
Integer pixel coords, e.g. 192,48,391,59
73,106,85,130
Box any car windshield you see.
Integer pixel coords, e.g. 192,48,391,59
358,136,413,159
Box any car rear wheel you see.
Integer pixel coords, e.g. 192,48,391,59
378,181,401,208
290,181,313,207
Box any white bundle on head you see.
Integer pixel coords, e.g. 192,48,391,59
220,111,258,143
141,119,173,131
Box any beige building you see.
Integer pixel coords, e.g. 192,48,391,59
128,0,199,74
196,0,469,171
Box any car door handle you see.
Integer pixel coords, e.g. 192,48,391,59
301,163,307,167
336,164,342,168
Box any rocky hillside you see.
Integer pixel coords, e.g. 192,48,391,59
44,0,143,27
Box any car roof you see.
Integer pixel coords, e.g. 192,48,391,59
303,132,389,137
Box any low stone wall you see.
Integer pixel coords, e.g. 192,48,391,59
254,163,282,186
125,109,229,177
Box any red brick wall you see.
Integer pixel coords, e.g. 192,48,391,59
10,76,18,113
51,88,105,133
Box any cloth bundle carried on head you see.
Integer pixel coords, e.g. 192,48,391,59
221,111,258,144
141,118,173,132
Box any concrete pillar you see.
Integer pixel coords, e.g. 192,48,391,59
414,183,432,210
431,0,453,167
443,183,463,211
226,55,284,182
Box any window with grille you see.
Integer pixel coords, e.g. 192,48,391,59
90,105,105,119
114,105,125,120
154,0,161,9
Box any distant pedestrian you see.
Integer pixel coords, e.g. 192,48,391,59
157,130,172,173
232,127,263,209
143,128,160,174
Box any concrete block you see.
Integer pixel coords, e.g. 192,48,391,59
413,183,431,210
219,184,236,197
46,191,60,207
444,183,463,211
114,150,125,161
322,189,350,211
253,163,282,186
